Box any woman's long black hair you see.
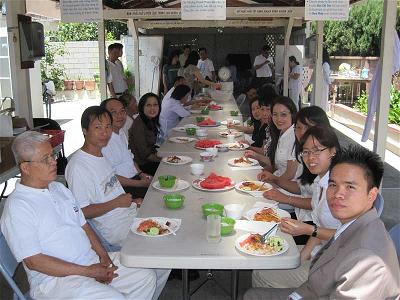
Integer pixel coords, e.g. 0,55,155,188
267,96,297,167
184,50,200,68
298,125,340,185
138,92,161,132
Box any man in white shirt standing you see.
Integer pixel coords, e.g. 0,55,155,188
253,45,274,86
107,43,128,98
100,98,151,199
244,145,399,300
197,47,215,81
1,131,158,300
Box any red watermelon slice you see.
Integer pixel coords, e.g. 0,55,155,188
200,172,232,189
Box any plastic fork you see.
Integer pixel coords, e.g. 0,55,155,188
260,223,278,244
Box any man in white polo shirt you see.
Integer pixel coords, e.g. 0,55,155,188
1,131,158,299
253,45,274,86
197,47,215,81
107,43,128,98
100,98,151,199
66,106,170,298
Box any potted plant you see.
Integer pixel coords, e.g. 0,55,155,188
63,76,74,90
75,74,84,90
85,76,96,91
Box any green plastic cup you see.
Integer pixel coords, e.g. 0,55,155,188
158,175,177,188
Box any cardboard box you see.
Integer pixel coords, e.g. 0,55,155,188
0,137,16,174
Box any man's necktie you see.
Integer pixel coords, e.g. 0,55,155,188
310,237,334,269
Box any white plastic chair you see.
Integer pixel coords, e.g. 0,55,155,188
0,231,30,300
86,219,121,252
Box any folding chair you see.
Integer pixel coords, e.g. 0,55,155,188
0,231,30,300
86,219,121,252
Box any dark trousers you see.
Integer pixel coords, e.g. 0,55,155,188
139,162,160,176
290,212,314,245
123,175,148,198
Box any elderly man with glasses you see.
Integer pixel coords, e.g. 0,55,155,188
0,131,158,299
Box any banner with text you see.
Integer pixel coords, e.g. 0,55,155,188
305,0,349,21
60,0,103,23
181,0,226,20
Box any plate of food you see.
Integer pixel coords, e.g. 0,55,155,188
235,233,289,256
227,142,249,151
208,104,223,111
198,118,221,127
220,120,241,126
172,126,186,132
192,172,235,192
152,179,190,193
228,157,258,167
169,136,197,143
131,217,181,237
194,139,222,150
219,131,243,138
162,155,193,165
244,207,290,222
235,181,272,197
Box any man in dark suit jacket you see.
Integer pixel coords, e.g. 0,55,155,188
245,145,400,300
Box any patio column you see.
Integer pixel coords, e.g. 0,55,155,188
373,0,397,159
312,21,324,107
98,20,107,100
283,17,294,97
128,19,140,99
5,0,33,126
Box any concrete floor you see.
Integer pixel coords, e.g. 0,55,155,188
0,98,398,299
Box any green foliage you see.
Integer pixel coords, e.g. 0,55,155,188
40,40,66,90
48,21,127,42
354,86,400,125
322,0,400,56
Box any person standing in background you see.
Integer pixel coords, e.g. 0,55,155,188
253,45,274,86
179,45,191,67
162,50,180,95
107,43,128,98
288,56,303,110
197,47,215,81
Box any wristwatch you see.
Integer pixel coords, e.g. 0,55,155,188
311,224,318,237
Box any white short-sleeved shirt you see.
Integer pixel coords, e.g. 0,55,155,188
65,150,137,243
122,115,134,138
254,54,273,78
273,125,297,177
159,96,191,141
107,59,128,94
289,64,303,91
102,130,138,178
197,58,215,79
0,181,97,293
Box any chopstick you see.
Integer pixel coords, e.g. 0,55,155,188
257,182,266,191
283,219,299,228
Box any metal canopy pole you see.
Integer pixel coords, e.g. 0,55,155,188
283,17,294,97
373,0,396,159
313,21,324,107
98,21,107,100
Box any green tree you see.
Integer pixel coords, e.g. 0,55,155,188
40,40,66,90
323,0,400,56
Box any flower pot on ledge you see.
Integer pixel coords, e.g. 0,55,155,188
85,80,96,91
75,80,84,90
64,80,74,90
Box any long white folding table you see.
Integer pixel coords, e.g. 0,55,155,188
120,91,300,299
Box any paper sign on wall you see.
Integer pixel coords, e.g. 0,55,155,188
60,0,103,23
181,0,226,20
305,0,349,21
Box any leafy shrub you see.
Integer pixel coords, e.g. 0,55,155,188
40,40,66,90
354,86,400,125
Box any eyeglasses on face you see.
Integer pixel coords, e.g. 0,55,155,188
272,111,291,118
21,152,58,165
300,147,328,158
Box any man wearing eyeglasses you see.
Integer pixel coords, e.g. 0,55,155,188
0,131,158,299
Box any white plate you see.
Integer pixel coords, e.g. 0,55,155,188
152,179,190,193
228,158,259,167
235,233,289,256
221,120,241,125
184,124,199,129
172,127,186,132
227,142,250,151
131,217,181,237
235,181,273,197
190,109,202,114
219,131,243,138
192,178,235,192
169,136,197,143
244,206,291,221
162,155,193,165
